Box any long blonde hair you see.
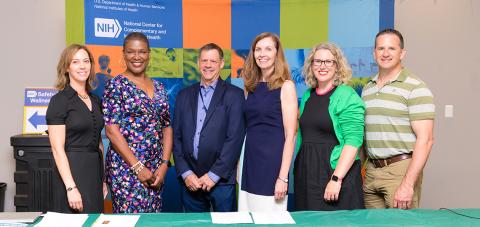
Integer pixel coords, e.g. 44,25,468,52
242,32,291,92
55,44,96,91
303,42,352,88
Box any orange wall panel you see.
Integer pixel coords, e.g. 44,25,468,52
182,0,231,49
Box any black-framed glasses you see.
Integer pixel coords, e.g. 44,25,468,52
312,59,336,67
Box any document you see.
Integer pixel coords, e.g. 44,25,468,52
0,212,42,224
210,212,253,224
251,211,296,224
35,212,88,227
92,214,140,227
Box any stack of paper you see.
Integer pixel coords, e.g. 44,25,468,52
211,212,253,224
250,211,296,224
0,212,42,224
211,211,296,225
35,212,88,227
92,214,140,227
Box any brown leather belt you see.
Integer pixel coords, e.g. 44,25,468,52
370,153,412,168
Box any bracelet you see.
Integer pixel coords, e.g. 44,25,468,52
134,163,145,175
130,161,142,172
277,177,288,183
66,185,77,192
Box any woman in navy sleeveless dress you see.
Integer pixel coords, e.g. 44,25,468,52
239,32,298,211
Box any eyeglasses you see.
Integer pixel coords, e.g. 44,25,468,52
312,59,336,67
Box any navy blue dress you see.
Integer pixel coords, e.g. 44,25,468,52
242,82,285,196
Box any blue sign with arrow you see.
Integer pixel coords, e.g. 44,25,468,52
28,111,47,129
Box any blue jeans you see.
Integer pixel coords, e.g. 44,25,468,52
180,182,236,212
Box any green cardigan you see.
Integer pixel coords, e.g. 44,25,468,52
296,84,365,169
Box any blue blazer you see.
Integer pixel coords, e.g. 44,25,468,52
173,79,246,185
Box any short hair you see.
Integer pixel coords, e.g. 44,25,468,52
198,43,224,59
302,42,352,88
375,29,404,49
242,32,291,92
123,32,150,51
55,44,96,91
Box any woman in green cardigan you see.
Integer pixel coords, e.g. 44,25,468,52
294,42,365,211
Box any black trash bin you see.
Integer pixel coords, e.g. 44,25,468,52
0,182,6,212
11,134,54,212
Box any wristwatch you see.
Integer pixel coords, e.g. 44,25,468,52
277,177,288,183
160,159,170,166
331,175,342,183
66,185,77,191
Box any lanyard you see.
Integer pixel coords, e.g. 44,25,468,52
199,87,209,111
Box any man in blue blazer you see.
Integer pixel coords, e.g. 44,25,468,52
173,43,246,212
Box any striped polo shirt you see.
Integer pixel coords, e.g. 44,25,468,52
362,67,435,159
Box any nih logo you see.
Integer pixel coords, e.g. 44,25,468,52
26,90,37,98
94,18,122,38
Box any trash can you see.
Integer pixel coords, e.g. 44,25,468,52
0,182,6,212
11,134,54,212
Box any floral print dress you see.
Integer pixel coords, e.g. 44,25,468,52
103,75,170,213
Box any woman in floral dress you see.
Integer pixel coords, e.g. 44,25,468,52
103,32,172,213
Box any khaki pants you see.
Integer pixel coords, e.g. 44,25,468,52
363,158,423,208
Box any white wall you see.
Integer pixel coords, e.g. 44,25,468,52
395,0,480,208
0,0,65,211
0,0,478,211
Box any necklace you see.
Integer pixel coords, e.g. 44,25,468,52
78,93,89,99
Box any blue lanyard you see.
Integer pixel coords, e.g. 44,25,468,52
199,87,209,111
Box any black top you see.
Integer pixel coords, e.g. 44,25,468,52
299,88,339,144
46,85,104,150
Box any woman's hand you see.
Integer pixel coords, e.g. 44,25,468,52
150,165,168,190
103,182,108,199
324,180,341,202
137,167,154,188
274,179,288,200
67,187,83,212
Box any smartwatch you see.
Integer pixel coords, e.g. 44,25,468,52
331,175,342,183
160,159,170,166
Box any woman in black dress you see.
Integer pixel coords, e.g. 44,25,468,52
295,42,365,211
46,44,106,213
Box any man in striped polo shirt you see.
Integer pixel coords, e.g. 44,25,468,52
362,29,435,209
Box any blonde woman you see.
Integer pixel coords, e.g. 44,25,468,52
47,44,106,213
239,32,298,211
294,42,365,211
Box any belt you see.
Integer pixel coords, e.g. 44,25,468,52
370,153,412,168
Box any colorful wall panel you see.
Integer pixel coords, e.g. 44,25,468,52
66,0,394,212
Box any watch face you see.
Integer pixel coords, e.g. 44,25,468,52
331,175,339,182
278,177,288,183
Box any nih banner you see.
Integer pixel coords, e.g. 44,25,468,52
67,0,394,108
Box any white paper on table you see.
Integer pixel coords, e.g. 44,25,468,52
250,211,296,224
35,212,88,227
210,212,253,224
92,214,140,227
0,212,42,224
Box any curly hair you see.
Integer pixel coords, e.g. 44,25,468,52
241,32,291,92
55,44,96,91
302,42,352,88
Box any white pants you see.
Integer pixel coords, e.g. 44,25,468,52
238,190,288,212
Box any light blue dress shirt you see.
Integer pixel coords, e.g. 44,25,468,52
181,80,220,183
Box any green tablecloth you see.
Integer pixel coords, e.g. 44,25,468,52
35,209,480,226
